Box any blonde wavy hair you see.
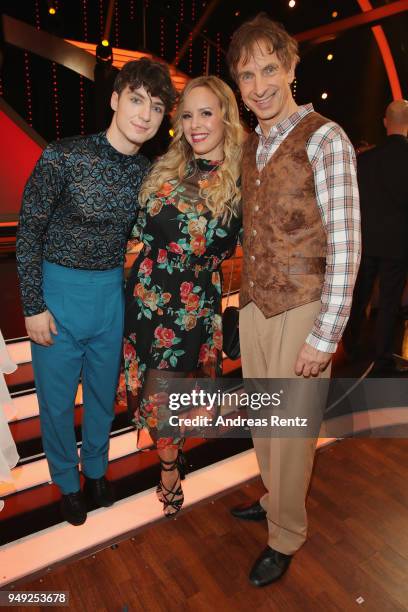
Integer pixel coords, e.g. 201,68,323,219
140,75,244,224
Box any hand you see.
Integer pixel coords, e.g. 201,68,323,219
25,310,58,346
294,343,332,378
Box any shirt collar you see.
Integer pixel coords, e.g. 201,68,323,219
99,131,143,161
255,103,314,141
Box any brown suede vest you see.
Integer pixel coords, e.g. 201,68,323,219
240,112,329,318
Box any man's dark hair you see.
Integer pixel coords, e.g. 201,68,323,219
227,13,299,83
113,57,177,113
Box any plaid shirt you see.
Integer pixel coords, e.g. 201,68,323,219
255,104,361,353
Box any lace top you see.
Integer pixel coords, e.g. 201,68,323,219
16,132,150,316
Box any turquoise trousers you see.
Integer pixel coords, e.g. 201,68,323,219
31,261,124,494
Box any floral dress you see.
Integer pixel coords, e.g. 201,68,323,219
123,159,241,448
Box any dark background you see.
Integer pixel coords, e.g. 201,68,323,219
1,0,407,147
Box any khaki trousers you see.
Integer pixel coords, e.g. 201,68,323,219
239,301,331,555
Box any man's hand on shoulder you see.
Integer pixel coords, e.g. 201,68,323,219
294,343,332,378
25,310,58,346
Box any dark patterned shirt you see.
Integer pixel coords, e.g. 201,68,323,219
16,132,150,316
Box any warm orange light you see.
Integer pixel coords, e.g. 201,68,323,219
101,39,110,47
234,11,240,17
332,11,338,18
327,53,334,61
48,7,56,15
66,39,190,93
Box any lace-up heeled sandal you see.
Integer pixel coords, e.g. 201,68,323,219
156,456,185,517
156,447,188,502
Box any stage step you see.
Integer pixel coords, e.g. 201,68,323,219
5,362,35,394
0,430,138,498
0,448,260,587
7,388,133,461
0,437,254,545
0,438,337,588
4,379,242,497
5,339,31,365
0,306,242,548
9,385,83,423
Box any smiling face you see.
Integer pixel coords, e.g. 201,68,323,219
107,85,165,155
236,39,297,135
181,86,225,161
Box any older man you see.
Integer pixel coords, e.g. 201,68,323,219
227,14,361,586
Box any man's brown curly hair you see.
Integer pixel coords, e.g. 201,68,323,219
227,13,299,83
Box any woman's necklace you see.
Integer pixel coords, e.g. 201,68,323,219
192,159,223,183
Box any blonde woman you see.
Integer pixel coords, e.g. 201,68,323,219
123,76,244,516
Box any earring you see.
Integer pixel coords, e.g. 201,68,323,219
244,103,250,112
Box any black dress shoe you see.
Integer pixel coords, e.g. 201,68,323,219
84,476,115,507
249,546,292,587
60,491,87,526
231,500,267,521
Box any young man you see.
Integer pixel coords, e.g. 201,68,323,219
227,15,361,586
16,58,176,526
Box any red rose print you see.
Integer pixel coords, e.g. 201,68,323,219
213,329,223,351
183,313,197,330
149,199,163,216
157,182,174,197
169,242,184,254
208,347,217,361
190,235,206,256
127,361,141,395
143,400,155,413
143,290,159,311
134,283,145,299
185,293,200,312
139,257,153,276
146,416,158,428
124,340,136,361
180,281,193,302
198,343,210,363
154,325,176,348
157,249,167,264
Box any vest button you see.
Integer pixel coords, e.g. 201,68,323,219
255,179,261,186
249,280,254,287
254,205,259,212
250,255,255,261
252,229,257,236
